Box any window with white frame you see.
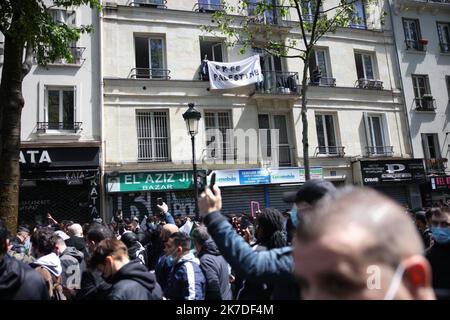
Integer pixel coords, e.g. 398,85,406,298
437,22,450,53
412,75,433,110
134,36,167,79
309,48,333,85
200,39,224,62
136,110,170,162
45,87,76,131
258,114,291,167
364,113,392,156
403,18,423,50
348,0,367,29
422,133,445,172
315,114,339,155
204,111,233,160
354,52,375,80
49,9,82,64
302,0,323,23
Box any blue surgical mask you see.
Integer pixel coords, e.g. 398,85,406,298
290,205,299,227
431,227,450,244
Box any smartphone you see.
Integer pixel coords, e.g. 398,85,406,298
209,172,216,189
157,197,163,206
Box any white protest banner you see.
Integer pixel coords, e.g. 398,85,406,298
208,55,264,90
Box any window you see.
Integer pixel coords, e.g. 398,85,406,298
355,52,374,80
412,75,433,110
437,22,450,53
136,111,170,162
133,0,165,7
364,113,392,156
45,87,75,130
204,111,233,160
134,36,167,79
315,114,339,155
200,39,224,62
258,114,291,166
198,0,223,12
446,76,450,100
302,1,322,23
403,19,423,50
349,0,366,29
248,0,279,24
422,133,444,172
309,48,334,86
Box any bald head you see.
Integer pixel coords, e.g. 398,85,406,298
297,187,423,267
160,224,178,241
294,187,434,300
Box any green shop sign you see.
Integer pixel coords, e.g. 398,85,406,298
107,171,194,193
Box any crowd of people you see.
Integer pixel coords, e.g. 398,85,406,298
1,179,449,300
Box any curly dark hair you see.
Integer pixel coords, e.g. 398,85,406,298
30,227,58,256
256,208,287,249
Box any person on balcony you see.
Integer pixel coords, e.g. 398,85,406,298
311,65,321,86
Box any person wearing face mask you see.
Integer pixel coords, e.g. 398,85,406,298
89,239,162,300
164,232,206,300
294,187,436,300
154,223,178,292
425,208,450,298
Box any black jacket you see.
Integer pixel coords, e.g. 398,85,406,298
0,254,49,300
426,242,450,292
76,267,112,300
107,260,163,300
65,236,89,259
198,239,232,300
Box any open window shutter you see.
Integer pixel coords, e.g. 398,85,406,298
73,86,77,122
381,114,391,147
363,112,371,148
421,133,430,159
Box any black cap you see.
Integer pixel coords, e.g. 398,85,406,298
283,179,337,205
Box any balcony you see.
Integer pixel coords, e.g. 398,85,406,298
349,22,367,30
440,42,450,53
247,5,291,27
255,71,299,95
405,39,426,51
309,77,336,87
366,146,394,157
127,0,167,8
314,146,345,157
203,146,237,162
260,145,294,167
128,68,171,80
52,47,85,65
37,122,82,133
426,158,447,173
193,1,225,13
415,97,436,111
356,79,383,90
302,13,326,23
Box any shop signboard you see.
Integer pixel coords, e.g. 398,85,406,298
361,159,426,185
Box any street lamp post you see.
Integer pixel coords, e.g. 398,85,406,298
182,103,202,220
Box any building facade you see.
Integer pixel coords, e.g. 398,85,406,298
101,0,419,220
390,0,450,206
0,3,102,225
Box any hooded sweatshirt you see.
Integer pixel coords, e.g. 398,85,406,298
198,239,232,300
60,247,85,289
31,253,62,277
107,259,163,300
0,254,49,300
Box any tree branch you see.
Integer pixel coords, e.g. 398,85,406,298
262,47,303,59
21,42,33,79
319,0,360,14
293,1,309,49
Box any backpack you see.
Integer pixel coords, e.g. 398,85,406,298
34,266,67,300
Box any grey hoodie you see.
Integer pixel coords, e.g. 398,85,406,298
30,253,62,277
60,247,85,289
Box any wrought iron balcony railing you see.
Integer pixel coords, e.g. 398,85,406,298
128,68,171,80
255,71,299,95
309,77,336,87
127,0,167,8
260,145,294,167
366,146,394,157
247,5,291,26
405,39,426,51
37,122,82,132
356,78,383,90
193,1,225,12
415,97,436,111
426,158,447,173
315,146,345,157
52,47,86,65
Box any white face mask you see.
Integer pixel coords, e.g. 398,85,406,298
383,264,406,300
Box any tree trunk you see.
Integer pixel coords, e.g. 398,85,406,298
300,53,311,181
0,34,26,233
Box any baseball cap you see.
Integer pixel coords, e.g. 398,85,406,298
283,179,337,205
54,230,70,241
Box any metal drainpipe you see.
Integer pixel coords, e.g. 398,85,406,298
388,0,415,159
